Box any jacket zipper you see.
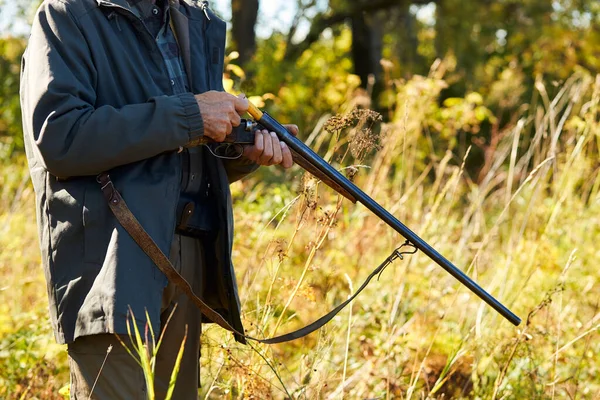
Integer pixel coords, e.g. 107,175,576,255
99,0,241,335
203,4,211,91
96,1,183,284
97,2,154,42
197,1,234,308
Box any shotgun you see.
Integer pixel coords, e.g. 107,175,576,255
206,105,521,327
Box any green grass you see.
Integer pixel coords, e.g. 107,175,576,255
1,71,600,399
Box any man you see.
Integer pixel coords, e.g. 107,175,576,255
20,0,296,398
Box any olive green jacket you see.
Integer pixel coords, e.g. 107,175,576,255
20,0,256,344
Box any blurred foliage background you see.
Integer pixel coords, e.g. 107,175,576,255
2,0,600,172
1,0,600,399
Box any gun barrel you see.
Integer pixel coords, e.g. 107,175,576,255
254,110,521,327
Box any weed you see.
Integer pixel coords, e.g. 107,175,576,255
3,69,600,399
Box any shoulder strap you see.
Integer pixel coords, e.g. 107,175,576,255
97,173,414,344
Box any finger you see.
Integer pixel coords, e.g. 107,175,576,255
259,130,273,164
224,122,233,138
245,131,263,161
215,132,226,143
280,142,293,169
270,132,283,165
212,122,227,142
234,94,249,115
230,112,241,128
284,124,299,136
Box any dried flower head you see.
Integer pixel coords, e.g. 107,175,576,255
323,108,382,162
348,109,383,161
324,107,381,135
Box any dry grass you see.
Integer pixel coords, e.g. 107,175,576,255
1,71,600,399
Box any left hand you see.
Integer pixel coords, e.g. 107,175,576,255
243,124,299,169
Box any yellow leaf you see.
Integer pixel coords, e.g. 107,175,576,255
347,74,361,88
443,97,463,107
226,64,246,79
58,384,70,398
223,78,234,93
466,92,484,105
249,96,265,108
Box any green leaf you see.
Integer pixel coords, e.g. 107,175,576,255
164,326,187,400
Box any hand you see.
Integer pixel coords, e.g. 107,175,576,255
242,124,299,169
194,91,249,143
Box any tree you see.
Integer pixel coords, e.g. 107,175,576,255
231,0,259,67
350,10,384,95
279,0,435,107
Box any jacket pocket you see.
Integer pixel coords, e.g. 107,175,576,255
83,179,111,265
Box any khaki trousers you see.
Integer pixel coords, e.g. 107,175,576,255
68,235,204,400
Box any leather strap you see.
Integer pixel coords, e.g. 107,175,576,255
98,173,415,344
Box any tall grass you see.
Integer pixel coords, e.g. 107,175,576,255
0,158,68,398
1,70,599,399
205,69,600,399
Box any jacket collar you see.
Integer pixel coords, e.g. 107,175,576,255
96,0,193,88
95,0,134,11
95,0,188,13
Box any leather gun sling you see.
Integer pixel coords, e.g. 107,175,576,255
98,173,409,344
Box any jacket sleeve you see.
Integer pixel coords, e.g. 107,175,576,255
21,0,203,178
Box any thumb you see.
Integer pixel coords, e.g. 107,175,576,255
234,93,249,114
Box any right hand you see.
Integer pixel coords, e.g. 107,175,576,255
194,91,249,142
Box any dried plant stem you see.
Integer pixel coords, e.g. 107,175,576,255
261,220,301,326
506,120,525,206
492,331,527,400
248,343,292,398
271,197,342,337
202,360,225,400
551,321,600,360
88,345,113,400
243,195,300,310
340,274,354,400
465,156,554,277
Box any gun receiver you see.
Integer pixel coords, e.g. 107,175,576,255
204,119,358,202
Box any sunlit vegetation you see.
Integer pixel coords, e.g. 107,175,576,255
1,1,600,398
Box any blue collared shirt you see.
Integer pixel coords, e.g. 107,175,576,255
127,0,189,94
